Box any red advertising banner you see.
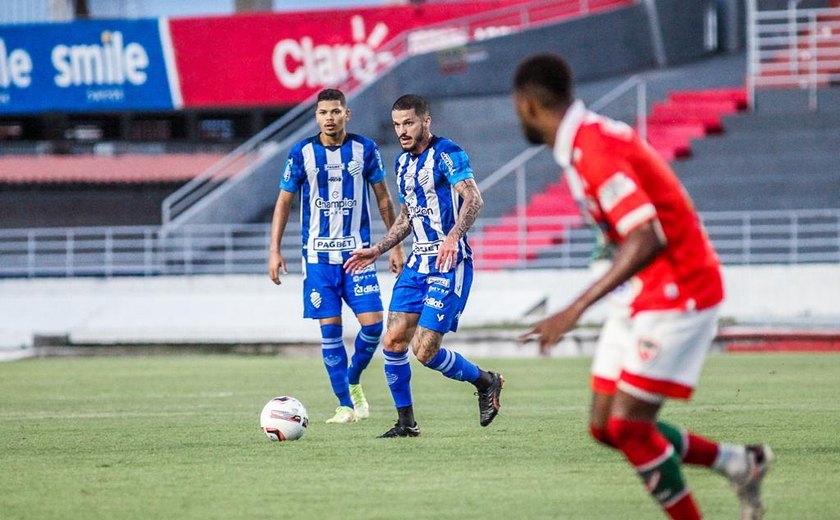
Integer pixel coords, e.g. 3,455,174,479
168,2,531,108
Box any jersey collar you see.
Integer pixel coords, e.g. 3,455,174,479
552,99,586,169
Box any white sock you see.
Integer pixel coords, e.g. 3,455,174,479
712,443,747,479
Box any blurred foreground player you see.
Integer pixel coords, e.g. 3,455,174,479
345,94,503,437
513,55,773,520
269,89,405,424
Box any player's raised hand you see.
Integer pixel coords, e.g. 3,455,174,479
389,245,406,275
518,306,583,356
344,246,379,273
436,236,458,273
268,250,287,285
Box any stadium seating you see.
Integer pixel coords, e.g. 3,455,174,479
471,86,750,269
0,153,226,184
673,88,840,211
646,87,748,158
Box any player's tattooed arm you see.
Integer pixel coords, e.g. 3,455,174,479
436,179,482,273
344,205,411,273
450,178,484,240
371,181,406,274
372,205,412,256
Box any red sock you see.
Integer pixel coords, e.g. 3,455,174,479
589,424,615,448
607,418,702,520
665,493,703,520
606,417,670,465
683,432,719,467
658,421,720,468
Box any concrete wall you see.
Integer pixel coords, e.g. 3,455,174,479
2,265,838,357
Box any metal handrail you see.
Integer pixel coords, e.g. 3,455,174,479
477,74,647,196
747,0,840,110
160,0,637,229
3,209,837,278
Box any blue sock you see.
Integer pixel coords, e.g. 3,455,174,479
348,322,382,385
423,347,480,383
320,324,352,408
383,350,413,408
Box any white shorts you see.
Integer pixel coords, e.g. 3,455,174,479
591,304,720,403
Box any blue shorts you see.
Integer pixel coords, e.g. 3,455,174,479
302,262,384,319
389,260,473,333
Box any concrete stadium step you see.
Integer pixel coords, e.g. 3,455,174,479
689,136,840,156
667,88,748,108
676,157,840,178
721,111,840,131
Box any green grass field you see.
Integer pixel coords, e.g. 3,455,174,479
1,353,838,519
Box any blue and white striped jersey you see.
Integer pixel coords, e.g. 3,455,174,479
280,133,386,264
395,135,474,274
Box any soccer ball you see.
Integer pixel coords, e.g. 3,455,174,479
260,396,309,442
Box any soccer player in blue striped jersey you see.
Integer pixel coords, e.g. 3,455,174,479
345,94,504,437
269,89,405,425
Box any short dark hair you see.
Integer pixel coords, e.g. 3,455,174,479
513,54,574,109
392,94,430,117
317,89,346,106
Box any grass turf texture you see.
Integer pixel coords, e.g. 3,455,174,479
0,353,838,520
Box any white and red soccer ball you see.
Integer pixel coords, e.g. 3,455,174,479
260,396,308,442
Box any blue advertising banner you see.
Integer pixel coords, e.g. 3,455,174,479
0,19,178,114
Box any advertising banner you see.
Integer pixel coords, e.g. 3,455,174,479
0,19,177,114
169,2,526,108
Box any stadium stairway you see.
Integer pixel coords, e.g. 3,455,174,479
470,86,749,269
674,87,840,211
646,87,748,161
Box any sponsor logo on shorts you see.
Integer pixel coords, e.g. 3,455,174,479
427,276,450,288
423,296,445,309
309,289,322,309
637,338,660,363
351,264,376,282
436,313,445,322
313,236,357,252
413,240,442,255
353,283,380,296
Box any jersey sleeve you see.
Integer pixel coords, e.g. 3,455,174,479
437,142,474,185
587,156,658,238
364,141,386,184
279,146,305,192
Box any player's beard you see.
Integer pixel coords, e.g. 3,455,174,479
521,121,544,145
400,127,427,154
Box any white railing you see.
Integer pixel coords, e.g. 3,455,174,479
475,75,647,260
1,209,838,278
747,0,840,110
160,0,637,229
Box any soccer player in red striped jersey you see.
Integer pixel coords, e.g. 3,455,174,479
513,54,773,520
